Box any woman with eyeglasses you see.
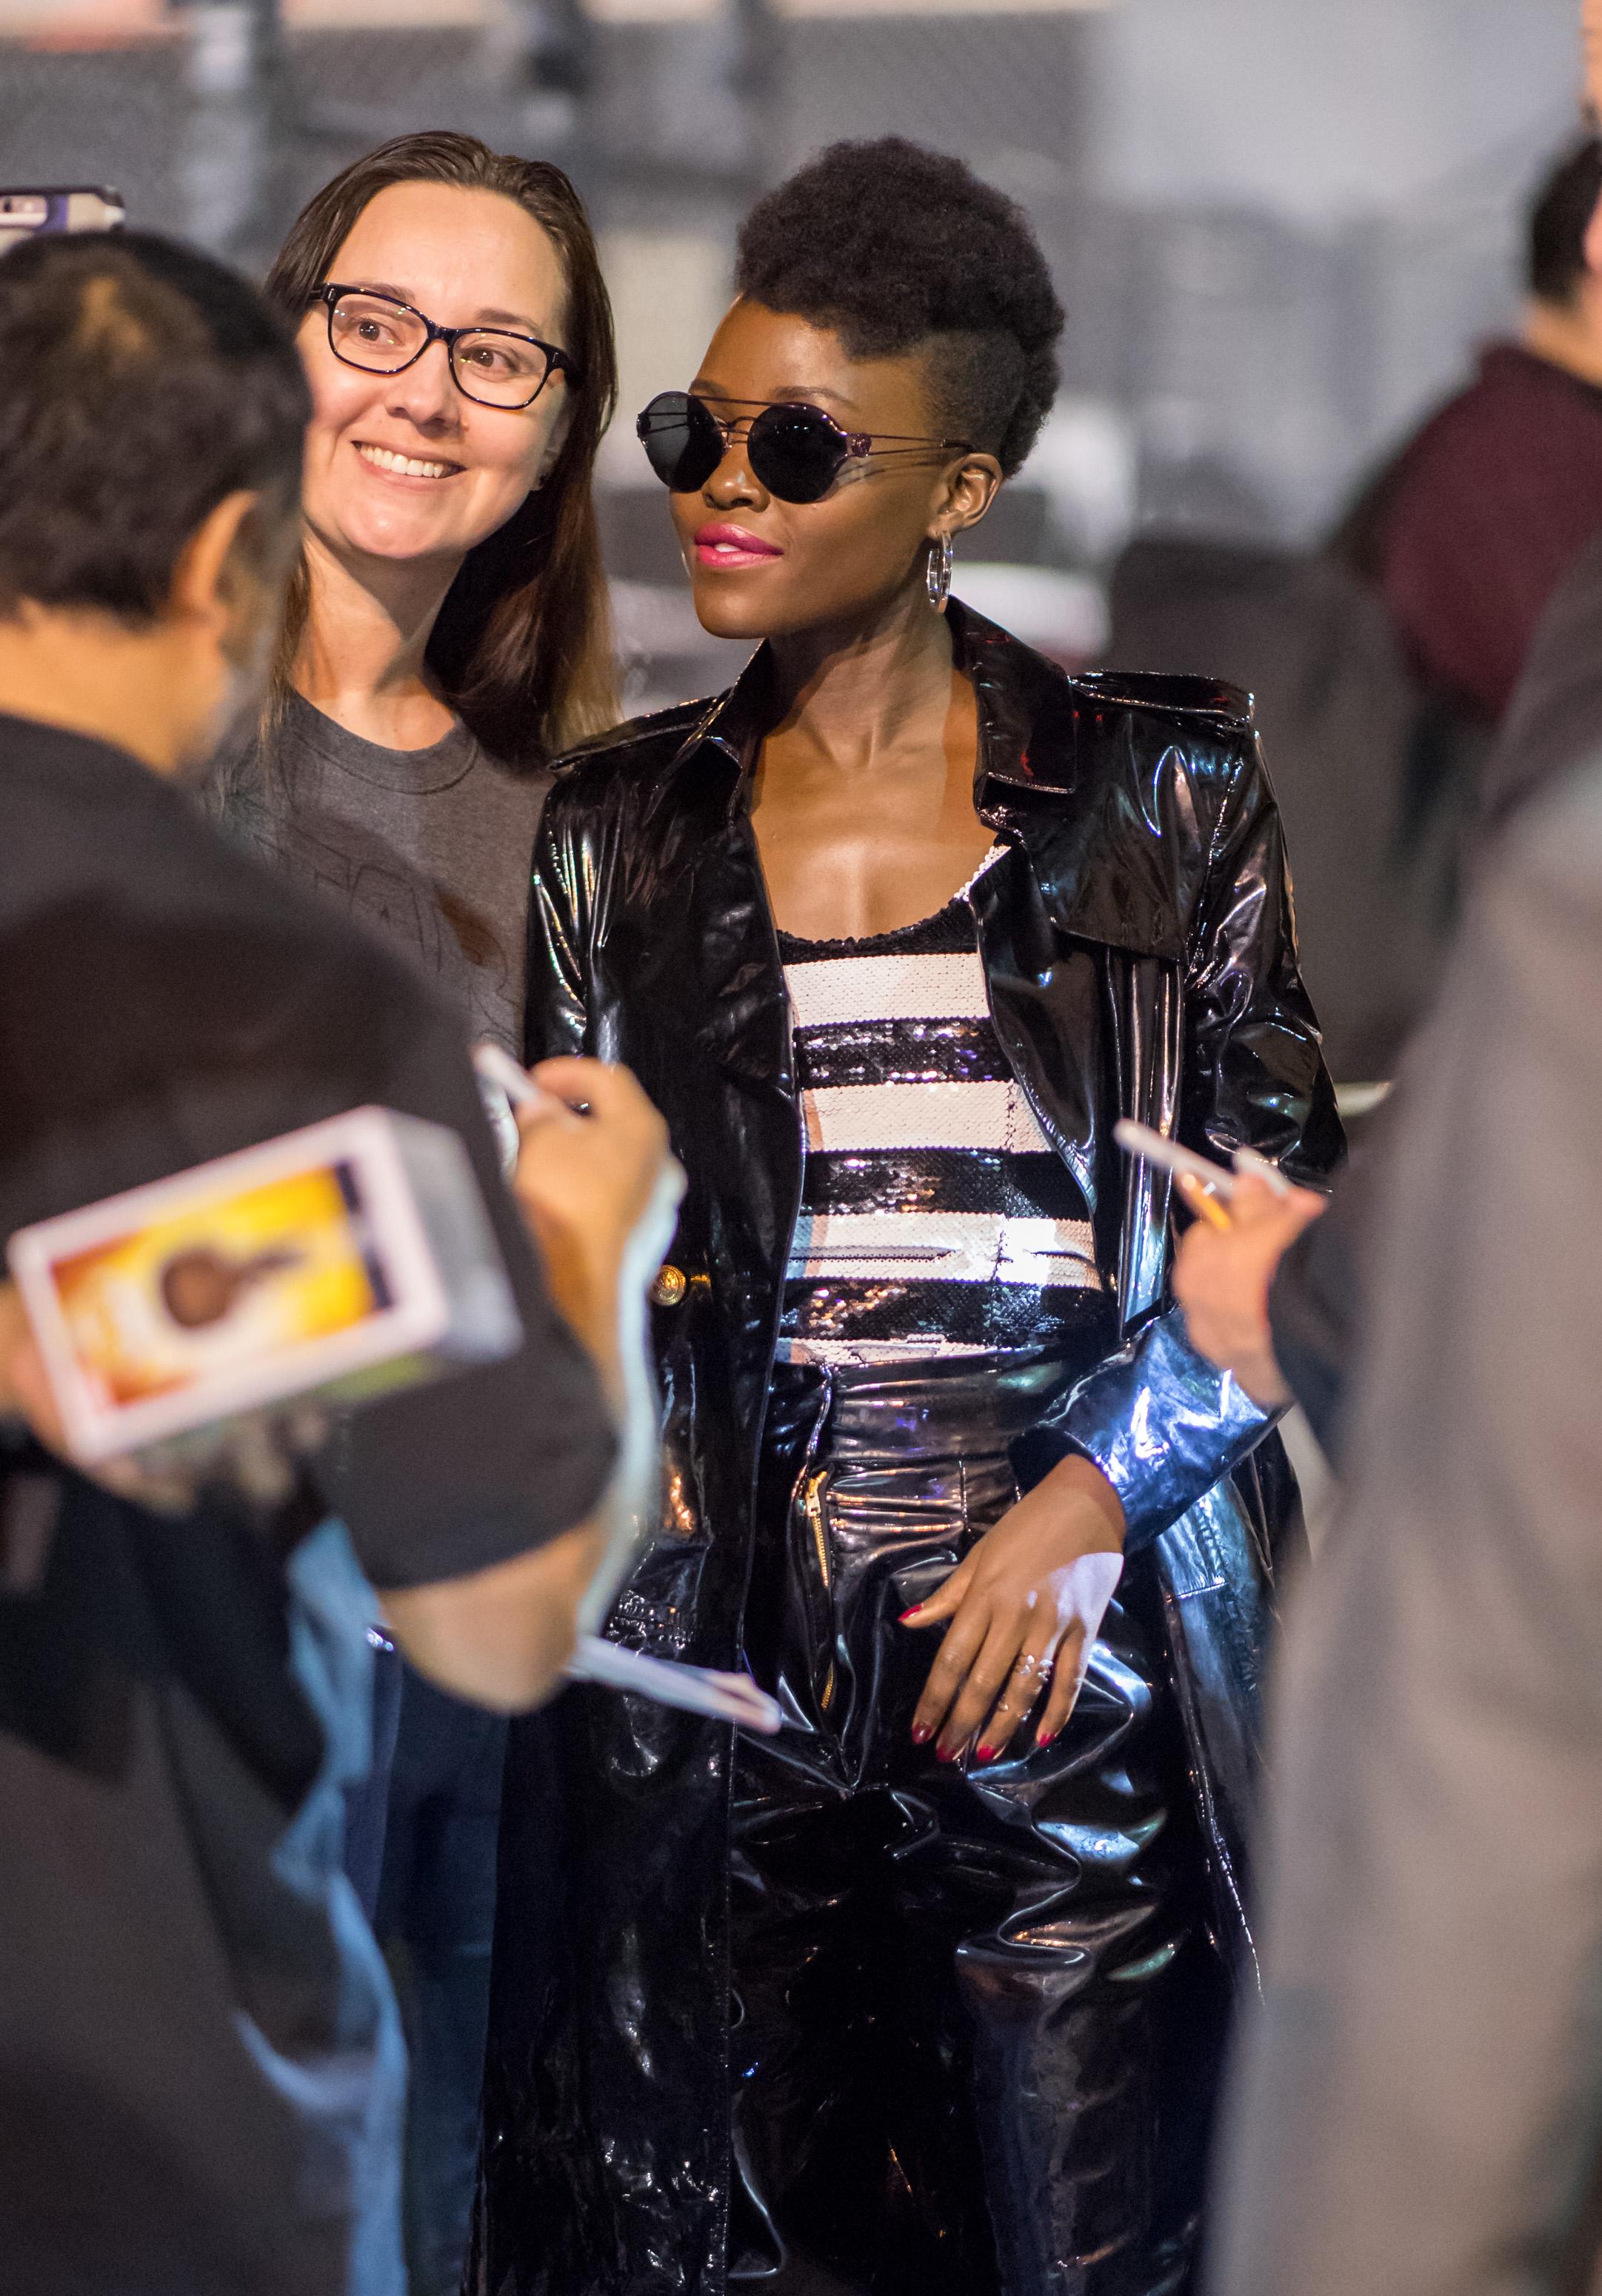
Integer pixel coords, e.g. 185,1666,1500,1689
213,130,614,1043
207,130,616,2296
478,139,1342,2296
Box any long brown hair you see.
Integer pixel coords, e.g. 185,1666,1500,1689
266,131,618,765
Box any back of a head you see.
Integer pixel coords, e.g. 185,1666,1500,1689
734,138,1064,480
0,231,309,623
1529,136,1602,308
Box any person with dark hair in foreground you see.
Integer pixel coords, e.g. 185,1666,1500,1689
0,229,675,2296
475,137,1341,2296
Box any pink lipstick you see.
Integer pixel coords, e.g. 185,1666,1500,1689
692,522,784,570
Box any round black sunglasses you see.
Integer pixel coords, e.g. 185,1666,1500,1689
636,390,970,504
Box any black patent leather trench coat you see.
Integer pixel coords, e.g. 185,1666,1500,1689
474,604,1344,2296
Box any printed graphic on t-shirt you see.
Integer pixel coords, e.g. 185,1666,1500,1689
230,795,517,1049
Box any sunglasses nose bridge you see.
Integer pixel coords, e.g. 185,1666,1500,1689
702,416,768,505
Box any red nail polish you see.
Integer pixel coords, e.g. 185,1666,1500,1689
898,1606,922,1623
1036,1729,1056,1749
976,1744,998,1763
910,1723,932,1745
936,1744,958,1764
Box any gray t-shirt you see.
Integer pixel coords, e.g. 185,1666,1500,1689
210,693,548,1054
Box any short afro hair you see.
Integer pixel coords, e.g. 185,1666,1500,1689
734,139,1064,479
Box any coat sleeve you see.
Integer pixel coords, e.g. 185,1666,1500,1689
1015,735,1345,1551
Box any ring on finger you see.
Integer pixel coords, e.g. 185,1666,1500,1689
1003,1652,1049,1706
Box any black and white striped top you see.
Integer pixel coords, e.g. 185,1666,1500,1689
777,857,1111,1368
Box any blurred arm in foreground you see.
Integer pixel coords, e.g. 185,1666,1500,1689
1208,751,1602,2296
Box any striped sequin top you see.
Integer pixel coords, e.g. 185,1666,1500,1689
776,855,1111,1368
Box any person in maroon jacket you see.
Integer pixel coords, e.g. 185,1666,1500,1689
1337,134,1602,729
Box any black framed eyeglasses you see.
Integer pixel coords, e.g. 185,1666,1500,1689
314,283,578,410
637,390,971,504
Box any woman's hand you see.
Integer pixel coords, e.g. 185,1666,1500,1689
902,1454,1126,1762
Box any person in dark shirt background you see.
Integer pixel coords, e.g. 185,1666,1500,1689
1172,433,1602,1475
1107,138,1602,1097
1336,134,1602,731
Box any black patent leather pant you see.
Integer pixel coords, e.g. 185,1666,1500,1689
729,1355,1229,2296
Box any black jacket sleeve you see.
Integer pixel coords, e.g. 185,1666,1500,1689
1018,734,1344,1548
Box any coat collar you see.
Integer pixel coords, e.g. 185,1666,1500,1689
663,600,1249,966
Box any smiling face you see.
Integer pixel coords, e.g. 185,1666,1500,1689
665,298,1001,644
296,179,572,581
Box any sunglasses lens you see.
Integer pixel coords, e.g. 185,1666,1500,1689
749,404,848,503
637,391,724,491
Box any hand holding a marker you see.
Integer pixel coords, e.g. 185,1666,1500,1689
473,1044,684,1404
1172,1172,1325,1409
1113,1121,1328,1409
473,1044,780,1736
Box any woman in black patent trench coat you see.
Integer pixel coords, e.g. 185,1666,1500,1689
474,150,1343,2296
473,612,1343,2295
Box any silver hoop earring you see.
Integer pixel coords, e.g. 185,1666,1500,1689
927,532,954,613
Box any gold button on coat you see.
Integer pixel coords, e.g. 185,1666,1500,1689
650,1264,687,1308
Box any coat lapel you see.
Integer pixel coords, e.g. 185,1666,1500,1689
644,660,796,1104
958,604,1195,1239
961,601,1217,965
